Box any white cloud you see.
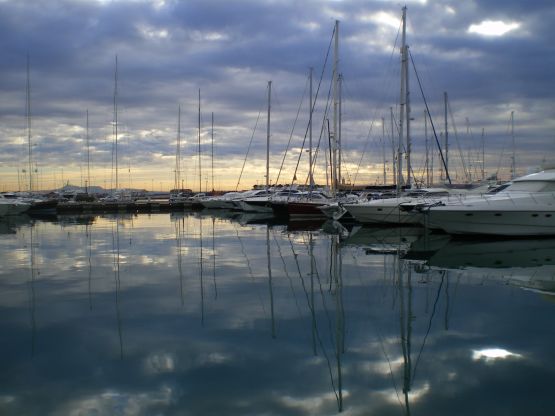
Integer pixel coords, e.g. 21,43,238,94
468,20,521,37
472,347,523,362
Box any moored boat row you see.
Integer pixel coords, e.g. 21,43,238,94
3,167,555,237
342,168,555,236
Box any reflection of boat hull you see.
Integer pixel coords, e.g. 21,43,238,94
426,238,555,269
411,238,555,295
343,225,425,253
237,212,278,225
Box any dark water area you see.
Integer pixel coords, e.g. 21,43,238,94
1,212,554,415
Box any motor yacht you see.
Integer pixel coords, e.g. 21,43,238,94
422,169,555,236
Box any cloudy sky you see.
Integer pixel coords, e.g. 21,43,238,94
1,0,554,192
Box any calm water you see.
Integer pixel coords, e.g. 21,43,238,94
1,212,554,416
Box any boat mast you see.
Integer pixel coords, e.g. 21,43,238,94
397,7,408,192
211,112,214,192
176,104,181,191
309,68,314,190
198,89,202,193
332,20,340,195
266,81,271,192
382,117,387,185
308,67,314,192
510,110,516,179
481,127,485,181
114,55,119,192
338,72,343,188
424,109,429,187
443,91,448,182
86,109,90,193
390,107,396,188
26,54,33,192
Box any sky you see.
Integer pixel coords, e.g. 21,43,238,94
1,0,554,192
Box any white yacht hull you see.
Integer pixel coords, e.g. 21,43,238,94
426,206,555,236
344,198,422,225
0,201,31,216
238,199,273,213
201,199,236,209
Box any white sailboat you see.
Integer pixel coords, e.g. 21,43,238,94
343,7,416,225
343,7,461,226
238,81,275,213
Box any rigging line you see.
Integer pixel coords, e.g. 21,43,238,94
409,50,452,184
235,101,265,191
332,77,355,186
303,72,334,187
275,75,309,186
349,248,403,406
494,113,513,177
411,271,445,383
352,20,402,187
465,118,480,179
290,23,335,188
235,226,268,317
272,232,303,318
288,234,341,408
447,99,470,182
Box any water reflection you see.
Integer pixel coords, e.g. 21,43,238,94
405,236,555,296
0,214,554,415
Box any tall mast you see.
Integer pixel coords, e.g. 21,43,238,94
338,73,343,188
211,112,214,192
390,107,396,188
405,37,411,189
86,109,90,193
332,20,340,194
481,127,485,181
266,81,271,191
443,91,448,182
176,104,181,191
424,109,429,187
309,68,314,190
26,54,33,192
510,111,516,179
397,7,408,192
382,117,386,185
114,55,119,191
198,89,202,193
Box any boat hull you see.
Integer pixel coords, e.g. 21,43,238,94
238,199,273,213
426,208,555,236
287,201,327,219
344,198,422,225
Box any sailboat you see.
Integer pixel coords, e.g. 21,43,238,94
100,55,133,206
286,65,334,219
343,7,455,225
237,81,275,213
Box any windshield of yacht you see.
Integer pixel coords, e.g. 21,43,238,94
505,180,555,193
